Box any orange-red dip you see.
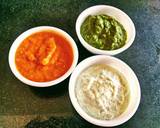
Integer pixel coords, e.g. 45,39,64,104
15,31,73,82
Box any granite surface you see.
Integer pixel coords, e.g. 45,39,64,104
0,0,160,127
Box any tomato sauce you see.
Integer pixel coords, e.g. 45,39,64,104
15,31,73,82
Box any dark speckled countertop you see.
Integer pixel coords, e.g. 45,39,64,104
0,0,160,128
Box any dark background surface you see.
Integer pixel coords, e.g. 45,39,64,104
0,0,160,127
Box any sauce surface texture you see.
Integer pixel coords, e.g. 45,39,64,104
81,14,127,50
15,31,73,82
75,64,130,120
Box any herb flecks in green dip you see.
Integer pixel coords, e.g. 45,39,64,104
80,15,127,50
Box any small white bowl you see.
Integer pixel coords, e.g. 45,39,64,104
9,26,79,87
76,5,136,55
69,55,141,127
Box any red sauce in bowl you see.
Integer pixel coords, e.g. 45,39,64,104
15,31,73,82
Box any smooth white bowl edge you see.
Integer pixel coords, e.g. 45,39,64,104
9,26,79,87
76,5,136,55
69,55,141,127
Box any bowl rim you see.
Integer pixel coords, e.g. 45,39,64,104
69,55,141,127
8,26,79,87
76,5,136,55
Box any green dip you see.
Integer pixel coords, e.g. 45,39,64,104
80,14,127,50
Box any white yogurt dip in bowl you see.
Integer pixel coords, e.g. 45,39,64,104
69,55,141,127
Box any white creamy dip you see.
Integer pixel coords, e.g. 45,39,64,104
75,64,130,120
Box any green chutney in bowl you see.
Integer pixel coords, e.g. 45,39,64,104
80,14,127,50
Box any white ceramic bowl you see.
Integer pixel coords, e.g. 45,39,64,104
9,26,79,87
76,5,136,55
69,55,141,127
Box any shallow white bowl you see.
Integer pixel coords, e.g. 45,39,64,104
76,5,136,55
69,55,141,127
9,26,79,87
